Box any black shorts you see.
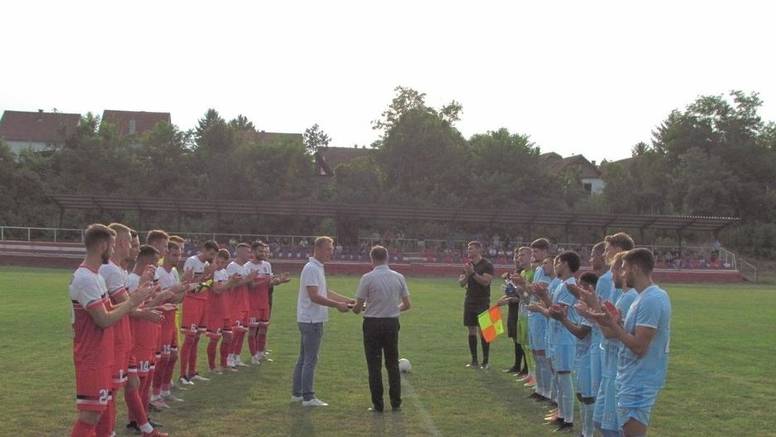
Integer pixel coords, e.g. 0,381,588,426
506,304,519,338
463,301,489,327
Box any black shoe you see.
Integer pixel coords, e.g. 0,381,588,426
503,366,520,373
529,392,544,400
554,421,573,432
392,406,402,412
148,418,163,428
465,361,479,368
126,421,141,434
480,361,490,369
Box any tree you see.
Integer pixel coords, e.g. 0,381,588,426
372,86,462,137
303,123,331,154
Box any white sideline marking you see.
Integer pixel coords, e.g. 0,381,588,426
402,376,441,436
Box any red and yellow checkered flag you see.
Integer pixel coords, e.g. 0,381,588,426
478,306,504,343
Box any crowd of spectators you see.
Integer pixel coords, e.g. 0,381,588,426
182,235,733,270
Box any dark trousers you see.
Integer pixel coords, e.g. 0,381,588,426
362,317,401,410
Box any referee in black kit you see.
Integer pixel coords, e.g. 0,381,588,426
457,241,494,369
352,245,412,412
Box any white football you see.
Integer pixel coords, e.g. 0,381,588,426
398,358,411,373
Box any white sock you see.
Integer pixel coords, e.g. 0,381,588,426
139,422,153,433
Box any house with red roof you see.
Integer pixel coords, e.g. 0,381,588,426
0,110,81,154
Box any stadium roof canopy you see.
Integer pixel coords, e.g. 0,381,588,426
50,194,740,233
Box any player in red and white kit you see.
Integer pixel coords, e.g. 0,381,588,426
256,242,290,362
95,223,135,437
205,248,238,373
69,224,152,437
151,239,190,409
179,240,219,385
225,243,255,368
243,241,273,365
125,244,172,436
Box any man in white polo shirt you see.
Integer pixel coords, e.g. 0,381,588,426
291,236,354,407
352,245,411,413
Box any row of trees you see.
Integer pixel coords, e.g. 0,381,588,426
2,88,775,255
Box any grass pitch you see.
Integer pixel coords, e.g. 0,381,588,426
1,266,775,436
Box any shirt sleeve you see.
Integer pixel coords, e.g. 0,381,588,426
183,257,195,272
558,287,576,307
483,261,495,276
355,275,369,300
300,265,321,288
635,294,661,329
73,275,105,309
99,265,124,294
399,274,410,297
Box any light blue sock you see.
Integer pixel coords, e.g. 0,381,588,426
558,372,574,423
582,401,594,437
534,355,545,397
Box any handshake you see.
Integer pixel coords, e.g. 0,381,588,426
334,299,366,314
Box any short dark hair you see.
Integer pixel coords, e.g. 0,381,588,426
579,272,599,288
370,245,388,262
130,229,138,239
592,241,605,255
251,240,268,251
137,244,159,261
623,248,655,274
84,224,115,249
468,241,482,249
217,248,230,260
146,230,169,245
605,232,635,251
203,240,219,251
557,251,581,273
531,238,551,251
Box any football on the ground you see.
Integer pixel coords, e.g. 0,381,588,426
399,358,411,373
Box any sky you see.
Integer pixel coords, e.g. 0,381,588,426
2,0,775,163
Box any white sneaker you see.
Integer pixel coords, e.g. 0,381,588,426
302,398,328,407
235,358,248,367
227,356,235,367
191,374,210,381
163,392,184,402
178,377,194,386
250,355,260,365
256,351,265,361
290,395,303,402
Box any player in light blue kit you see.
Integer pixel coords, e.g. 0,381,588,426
534,251,581,433
551,271,597,437
526,238,553,403
597,248,671,437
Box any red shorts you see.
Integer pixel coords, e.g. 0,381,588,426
159,310,177,354
111,345,130,387
248,308,270,327
75,362,112,412
182,295,208,334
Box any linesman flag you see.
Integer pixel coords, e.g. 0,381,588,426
477,306,504,343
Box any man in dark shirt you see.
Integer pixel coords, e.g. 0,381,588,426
457,241,495,369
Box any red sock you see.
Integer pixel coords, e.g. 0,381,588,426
124,385,148,427
163,353,177,391
140,373,152,408
71,419,97,437
179,336,194,380
152,357,168,396
220,335,231,367
233,330,245,356
248,332,258,356
95,395,115,437
207,336,218,370
189,334,201,376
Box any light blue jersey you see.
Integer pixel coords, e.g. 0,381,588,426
595,288,637,430
528,265,552,350
548,277,578,372
616,285,671,391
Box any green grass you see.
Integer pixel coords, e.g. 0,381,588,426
2,266,775,436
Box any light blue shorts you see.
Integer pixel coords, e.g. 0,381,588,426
575,351,594,397
552,344,575,372
590,342,602,396
617,387,660,428
528,316,546,350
